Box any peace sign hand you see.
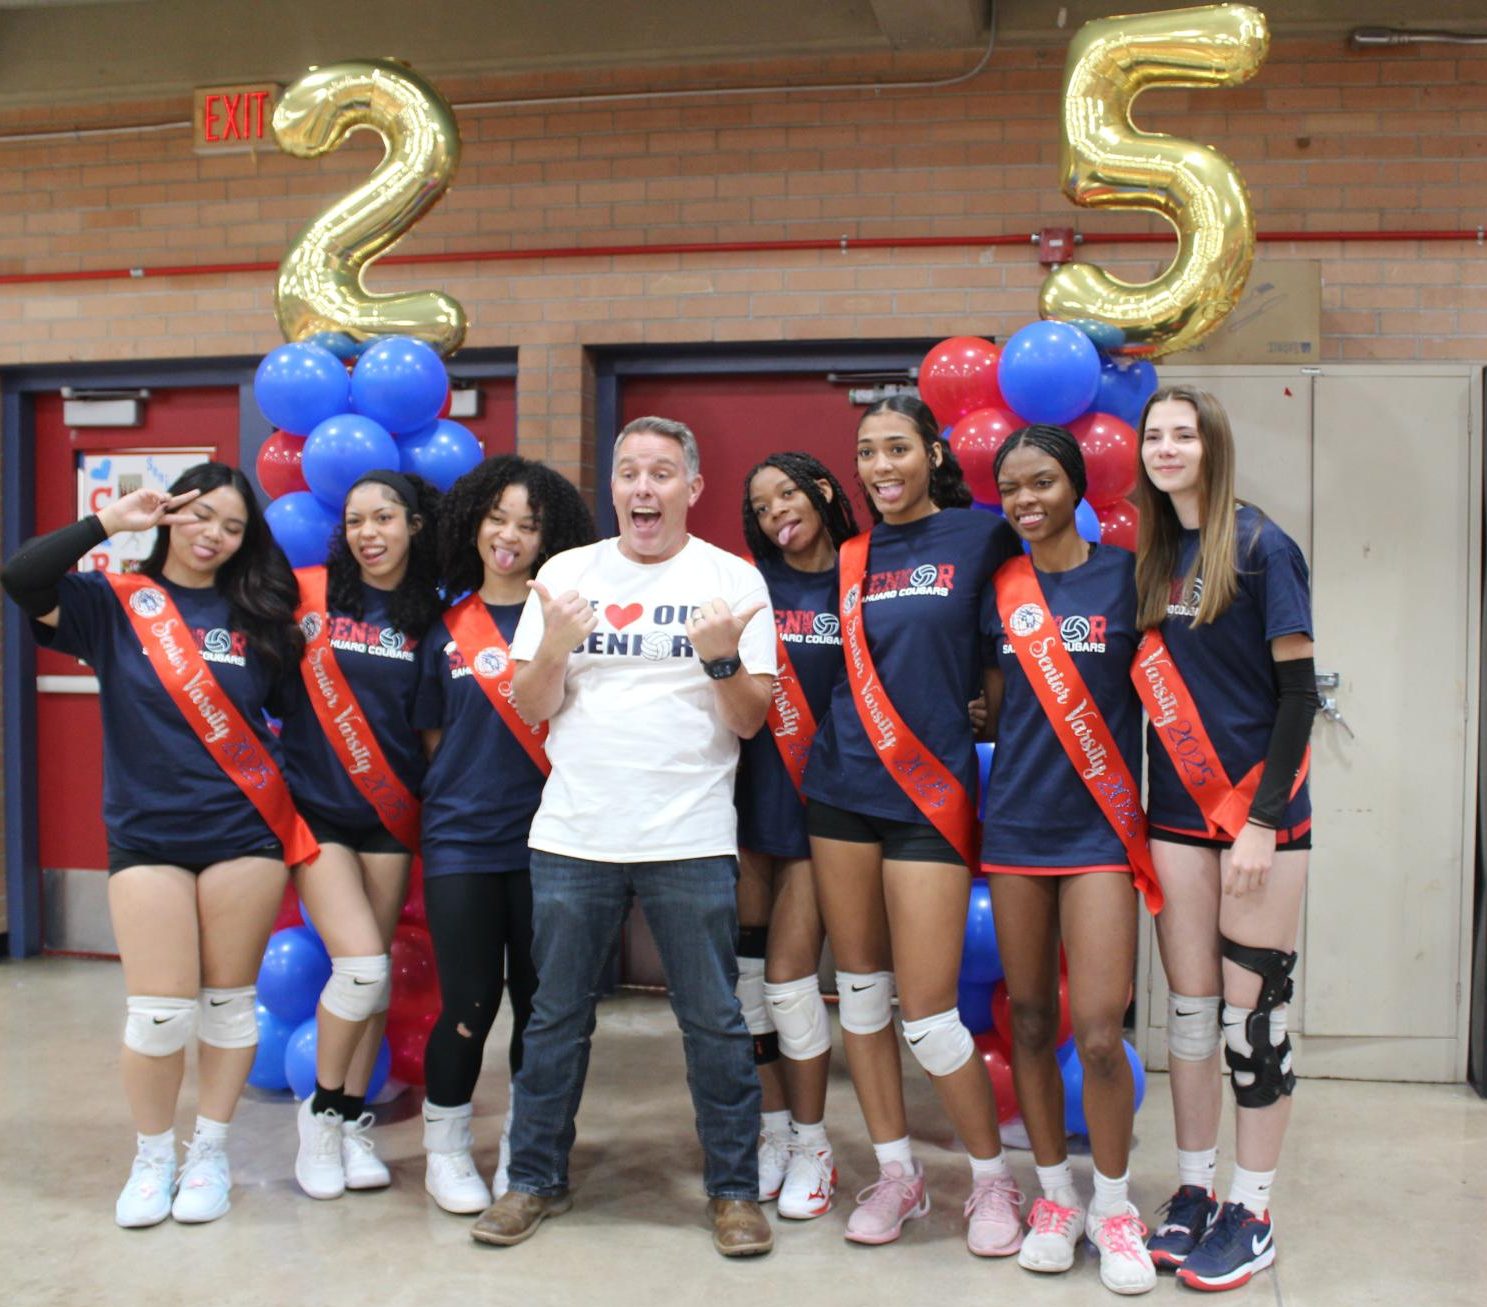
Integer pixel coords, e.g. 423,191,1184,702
97,487,203,537
685,597,768,663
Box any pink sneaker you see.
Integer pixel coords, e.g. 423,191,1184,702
965,1171,1024,1257
844,1161,930,1245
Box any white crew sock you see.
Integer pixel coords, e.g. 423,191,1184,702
1090,1166,1130,1218
191,1116,229,1147
968,1152,1011,1183
1178,1146,1218,1192
1228,1164,1276,1216
761,1108,790,1137
791,1118,828,1149
872,1135,915,1172
1035,1158,1078,1207
137,1127,175,1161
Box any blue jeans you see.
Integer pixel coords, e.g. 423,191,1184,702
507,850,760,1200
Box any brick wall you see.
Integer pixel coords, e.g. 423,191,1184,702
2,37,1485,485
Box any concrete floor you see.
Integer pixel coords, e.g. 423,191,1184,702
3,957,1486,1307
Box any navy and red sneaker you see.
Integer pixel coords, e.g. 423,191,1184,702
1176,1201,1276,1292
1146,1184,1218,1269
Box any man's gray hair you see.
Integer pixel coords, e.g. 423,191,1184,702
612,415,701,480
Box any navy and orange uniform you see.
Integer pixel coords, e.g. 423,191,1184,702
735,556,842,860
413,601,545,878
804,508,1019,824
980,546,1142,872
1147,506,1313,843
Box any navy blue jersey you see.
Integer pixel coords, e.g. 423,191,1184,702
981,546,1143,870
736,557,843,859
803,509,1020,825
413,602,544,876
36,571,291,859
279,584,426,831
1146,506,1313,836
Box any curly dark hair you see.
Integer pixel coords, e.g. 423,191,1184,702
857,394,973,522
141,461,303,672
324,471,444,638
439,455,596,597
740,451,858,563
993,424,1088,502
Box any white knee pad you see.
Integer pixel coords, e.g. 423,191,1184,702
124,995,197,1057
198,985,259,1049
320,954,390,1023
764,975,832,1060
735,956,772,1037
836,970,895,1035
1166,992,1222,1062
901,1008,975,1078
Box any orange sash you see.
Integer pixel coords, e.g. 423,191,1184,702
767,629,818,801
838,532,979,870
994,557,1162,912
1132,630,1309,840
293,568,421,851
104,572,319,867
444,593,551,777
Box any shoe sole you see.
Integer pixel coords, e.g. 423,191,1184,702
295,1170,346,1200
1150,1248,1186,1270
345,1174,392,1191
425,1177,491,1215
171,1198,230,1224
778,1199,833,1221
843,1195,930,1246
715,1237,774,1257
1018,1247,1078,1273
968,1234,1024,1258
115,1210,171,1229
1176,1247,1275,1292
470,1194,572,1246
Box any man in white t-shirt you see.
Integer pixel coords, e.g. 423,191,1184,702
471,416,777,1258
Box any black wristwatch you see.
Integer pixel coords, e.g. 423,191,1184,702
700,654,743,680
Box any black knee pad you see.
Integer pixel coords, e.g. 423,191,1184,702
752,1031,781,1066
1221,937,1298,1109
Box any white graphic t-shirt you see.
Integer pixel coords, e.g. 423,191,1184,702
510,535,776,862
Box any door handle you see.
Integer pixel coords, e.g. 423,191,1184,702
1314,669,1354,739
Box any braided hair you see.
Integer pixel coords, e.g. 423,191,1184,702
991,424,1088,502
740,451,858,563
325,471,445,638
857,394,973,522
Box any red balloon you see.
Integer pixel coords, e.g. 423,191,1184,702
973,1031,1020,1123
437,386,453,420
1067,412,1138,506
1096,498,1140,551
271,883,303,934
388,1009,436,1087
950,404,1022,505
389,924,440,1011
256,431,309,499
990,977,1073,1048
400,856,428,927
920,337,1003,427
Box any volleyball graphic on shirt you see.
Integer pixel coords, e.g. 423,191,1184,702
812,612,840,639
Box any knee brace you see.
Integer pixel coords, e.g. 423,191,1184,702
1166,991,1223,1062
124,995,197,1057
1220,938,1297,1108
198,985,259,1049
901,1008,975,1078
764,975,832,1061
320,954,390,1023
835,970,894,1035
735,955,778,1063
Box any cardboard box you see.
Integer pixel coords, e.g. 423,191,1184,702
1166,260,1320,365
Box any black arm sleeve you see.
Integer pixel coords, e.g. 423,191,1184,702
1247,656,1319,829
0,516,108,618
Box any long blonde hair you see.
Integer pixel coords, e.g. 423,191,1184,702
1134,385,1248,629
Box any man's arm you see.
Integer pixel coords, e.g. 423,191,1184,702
510,581,597,725
686,596,772,738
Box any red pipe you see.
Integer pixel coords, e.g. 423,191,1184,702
0,228,1480,289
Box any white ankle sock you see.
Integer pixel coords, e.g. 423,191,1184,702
873,1135,915,1172
791,1118,828,1149
423,1099,473,1122
1177,1146,1218,1192
1228,1165,1276,1215
1090,1167,1130,1217
761,1108,790,1137
137,1128,174,1160
968,1152,1010,1182
1035,1159,1077,1205
192,1115,229,1146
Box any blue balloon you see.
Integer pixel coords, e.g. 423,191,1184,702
958,977,996,1036
1126,360,1159,414
970,499,1004,518
961,877,1003,984
1068,318,1126,352
998,321,1101,426
248,1002,295,1091
302,413,398,508
306,330,362,362
350,336,449,434
254,342,351,436
1059,1040,1148,1135
1126,1039,1147,1113
284,1017,391,1102
976,741,995,821
256,926,331,1025
398,419,483,492
265,492,338,569
1075,498,1101,544
1095,356,1161,428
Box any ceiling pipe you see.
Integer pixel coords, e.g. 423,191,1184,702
1350,27,1487,46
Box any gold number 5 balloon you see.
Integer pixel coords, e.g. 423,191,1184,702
273,59,466,356
1039,5,1270,357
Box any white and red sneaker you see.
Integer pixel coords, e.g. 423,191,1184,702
965,1171,1024,1257
778,1141,837,1220
1087,1203,1158,1295
1018,1195,1084,1272
844,1160,930,1245
757,1126,790,1201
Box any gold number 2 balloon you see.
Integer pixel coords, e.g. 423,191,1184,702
1040,5,1270,357
273,59,466,356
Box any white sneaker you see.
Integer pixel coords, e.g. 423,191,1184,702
1018,1195,1085,1272
777,1141,836,1219
171,1136,231,1223
492,1106,513,1199
115,1150,176,1229
341,1112,391,1190
426,1149,492,1214
295,1097,346,1200
757,1126,790,1201
1087,1203,1158,1295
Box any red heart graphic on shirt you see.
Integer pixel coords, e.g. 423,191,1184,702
605,602,643,629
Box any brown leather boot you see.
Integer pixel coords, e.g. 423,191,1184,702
471,1190,572,1246
708,1198,774,1257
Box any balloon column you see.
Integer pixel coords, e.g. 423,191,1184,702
922,320,1156,552
253,333,482,567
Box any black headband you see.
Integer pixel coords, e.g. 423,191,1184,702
349,469,419,511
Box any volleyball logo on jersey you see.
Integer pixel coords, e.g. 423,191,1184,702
1167,573,1203,619
572,599,696,661
328,616,419,662
197,626,248,667
864,562,957,603
775,607,842,647
1059,614,1107,654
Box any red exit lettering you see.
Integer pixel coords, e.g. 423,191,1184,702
195,85,278,152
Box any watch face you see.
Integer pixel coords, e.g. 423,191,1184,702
706,656,741,679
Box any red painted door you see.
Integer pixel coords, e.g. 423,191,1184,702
455,376,517,457
33,388,240,903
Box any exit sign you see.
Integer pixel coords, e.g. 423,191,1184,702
193,84,280,152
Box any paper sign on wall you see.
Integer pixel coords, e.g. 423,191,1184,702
76,451,213,573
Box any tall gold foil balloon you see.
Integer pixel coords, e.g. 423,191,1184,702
273,59,466,356
1040,5,1270,358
